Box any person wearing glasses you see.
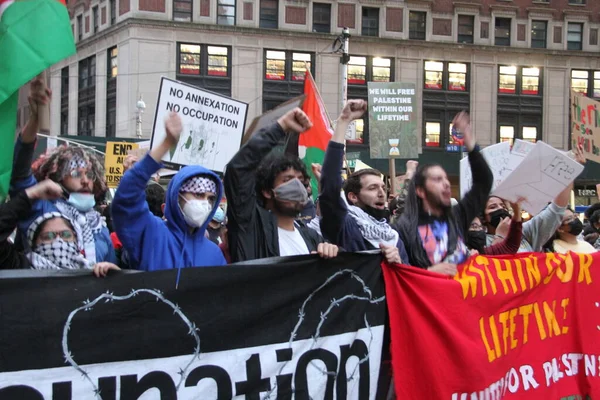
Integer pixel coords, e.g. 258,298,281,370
9,77,116,265
466,199,523,256
543,207,597,254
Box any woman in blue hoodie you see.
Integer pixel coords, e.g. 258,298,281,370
111,112,226,271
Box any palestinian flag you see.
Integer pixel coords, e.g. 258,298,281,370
299,70,334,199
0,0,75,200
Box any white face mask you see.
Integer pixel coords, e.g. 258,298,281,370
179,195,212,228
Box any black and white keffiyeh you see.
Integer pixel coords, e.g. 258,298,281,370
346,204,399,248
55,200,106,264
26,212,91,271
180,176,217,194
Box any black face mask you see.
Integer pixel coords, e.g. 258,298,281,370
362,205,391,221
566,219,584,236
489,209,511,228
467,230,487,252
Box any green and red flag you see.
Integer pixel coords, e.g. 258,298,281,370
0,0,76,200
299,70,333,198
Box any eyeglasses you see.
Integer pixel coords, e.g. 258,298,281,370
38,230,75,243
70,169,94,180
470,223,484,231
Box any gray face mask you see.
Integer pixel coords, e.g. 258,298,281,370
273,178,309,205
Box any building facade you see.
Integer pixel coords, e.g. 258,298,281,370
15,0,600,200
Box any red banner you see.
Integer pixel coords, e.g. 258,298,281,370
382,252,600,399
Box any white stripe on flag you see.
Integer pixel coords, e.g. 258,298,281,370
0,0,14,20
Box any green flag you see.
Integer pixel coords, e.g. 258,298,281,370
0,0,76,200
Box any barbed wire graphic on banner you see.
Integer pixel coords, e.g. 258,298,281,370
262,268,386,400
61,288,201,400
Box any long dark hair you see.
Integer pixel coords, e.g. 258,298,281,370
543,206,574,252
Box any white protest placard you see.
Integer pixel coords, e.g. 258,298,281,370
150,78,248,173
460,141,511,198
492,141,584,215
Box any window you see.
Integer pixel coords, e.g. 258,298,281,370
77,15,82,41
498,120,541,146
217,0,235,26
346,56,393,144
78,56,96,137
61,67,69,136
458,15,474,44
106,47,117,138
264,50,312,82
568,0,586,4
531,20,547,49
521,67,540,95
176,43,232,96
522,127,537,143
409,11,426,40
570,69,600,98
499,65,517,94
265,50,286,80
495,18,511,46
424,61,468,91
108,47,118,78
92,6,98,33
260,0,278,29
361,7,379,37
173,0,192,22
110,0,116,25
312,3,331,33
499,125,515,144
425,122,441,147
568,23,583,50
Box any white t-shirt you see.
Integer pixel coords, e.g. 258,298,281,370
278,227,310,256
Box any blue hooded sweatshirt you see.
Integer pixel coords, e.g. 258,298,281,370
111,154,226,271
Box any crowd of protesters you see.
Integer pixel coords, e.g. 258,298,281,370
0,77,595,277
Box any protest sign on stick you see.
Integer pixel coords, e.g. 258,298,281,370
105,141,139,188
150,78,248,172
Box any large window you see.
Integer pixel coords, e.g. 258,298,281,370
423,61,470,149
424,61,468,91
177,43,232,96
498,115,541,145
106,47,118,138
93,6,98,33
567,23,583,50
571,70,600,98
346,56,393,144
217,0,235,26
568,0,586,4
361,7,379,37
78,56,96,136
60,67,69,136
173,0,192,22
409,11,426,40
260,0,278,29
531,20,547,48
458,15,474,44
499,66,541,96
312,3,331,33
495,17,511,46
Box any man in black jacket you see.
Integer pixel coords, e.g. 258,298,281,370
224,108,338,262
395,111,493,275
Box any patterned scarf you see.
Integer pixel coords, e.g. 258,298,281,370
346,205,399,248
180,176,217,194
55,200,105,264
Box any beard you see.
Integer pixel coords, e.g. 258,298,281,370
273,199,303,218
361,204,391,221
425,190,451,214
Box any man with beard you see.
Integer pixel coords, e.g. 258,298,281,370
395,111,493,273
224,108,338,262
319,100,407,264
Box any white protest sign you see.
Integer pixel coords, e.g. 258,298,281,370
492,141,584,215
150,78,248,172
460,141,511,198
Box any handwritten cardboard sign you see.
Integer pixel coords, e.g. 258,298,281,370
492,141,584,215
460,142,511,198
571,90,600,164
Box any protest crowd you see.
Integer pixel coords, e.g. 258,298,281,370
0,76,598,398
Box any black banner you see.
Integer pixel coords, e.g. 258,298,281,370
0,253,389,399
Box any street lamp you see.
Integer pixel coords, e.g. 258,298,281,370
136,95,146,138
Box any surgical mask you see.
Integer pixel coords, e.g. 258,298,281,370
67,192,96,212
273,178,309,205
467,230,487,252
180,196,212,228
489,209,510,229
566,219,584,236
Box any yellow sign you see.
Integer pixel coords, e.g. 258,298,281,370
105,142,139,188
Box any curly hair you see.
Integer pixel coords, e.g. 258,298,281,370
255,153,308,203
31,145,107,199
